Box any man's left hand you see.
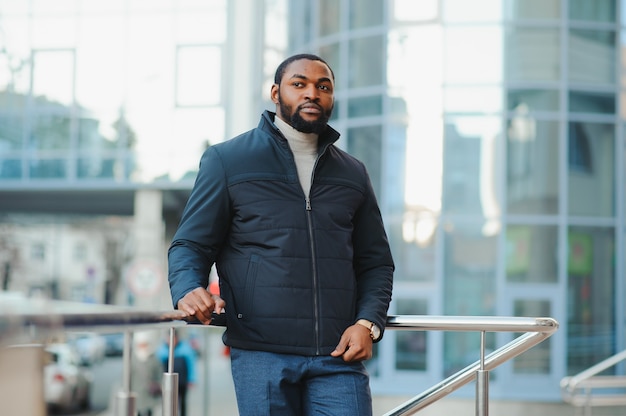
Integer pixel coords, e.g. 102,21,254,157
330,324,373,362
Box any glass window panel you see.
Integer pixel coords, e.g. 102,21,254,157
319,43,340,94
346,125,382,196
444,87,503,113
569,0,616,23
504,0,560,19
348,95,382,117
507,89,560,112
0,113,24,150
569,91,616,114
512,300,551,374
31,17,77,48
397,212,437,281
0,158,22,179
74,15,126,112
348,35,384,88
568,122,615,217
443,222,497,376
505,28,560,82
32,50,75,106
569,30,616,84
349,0,384,28
506,225,558,283
393,0,438,21
446,26,503,83
395,298,428,371
77,156,116,179
31,113,72,150
176,45,221,107
29,158,66,179
443,116,502,216
175,11,227,44
443,0,502,22
567,227,615,375
319,0,341,35
507,119,559,215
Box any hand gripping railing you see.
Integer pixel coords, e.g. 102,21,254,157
382,315,559,416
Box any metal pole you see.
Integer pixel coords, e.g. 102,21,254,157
162,327,179,416
475,331,489,416
115,330,136,416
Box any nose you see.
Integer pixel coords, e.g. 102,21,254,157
304,84,319,100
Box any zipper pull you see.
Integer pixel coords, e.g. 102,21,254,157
305,198,312,211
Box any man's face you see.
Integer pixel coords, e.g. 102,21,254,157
271,59,334,134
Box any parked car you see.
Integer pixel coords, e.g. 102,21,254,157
102,332,125,357
70,333,106,366
44,343,92,413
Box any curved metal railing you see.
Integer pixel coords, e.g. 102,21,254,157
0,294,558,416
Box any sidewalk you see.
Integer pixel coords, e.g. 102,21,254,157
102,329,626,416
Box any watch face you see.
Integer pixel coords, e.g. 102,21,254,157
371,324,381,340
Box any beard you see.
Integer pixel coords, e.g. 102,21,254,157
278,96,333,134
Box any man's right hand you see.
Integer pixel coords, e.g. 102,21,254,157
177,287,226,325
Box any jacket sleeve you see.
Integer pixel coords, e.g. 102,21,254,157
351,165,394,341
168,147,231,308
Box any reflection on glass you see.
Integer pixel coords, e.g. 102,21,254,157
349,0,384,28
507,118,559,215
31,113,72,151
568,122,614,217
348,95,382,117
443,223,497,316
444,87,502,113
446,27,503,83
567,227,615,375
569,0,616,23
443,0,502,22
0,158,21,179
506,225,558,283
346,125,382,196
568,30,616,84
443,116,501,220
513,299,551,374
569,91,615,114
504,0,560,19
507,89,560,112
29,158,66,179
319,0,340,35
395,298,428,371
505,28,560,82
348,35,384,88
32,50,75,107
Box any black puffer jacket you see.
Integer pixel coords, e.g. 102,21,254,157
168,111,394,356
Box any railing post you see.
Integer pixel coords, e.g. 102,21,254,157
115,330,136,416
162,327,179,416
476,331,489,416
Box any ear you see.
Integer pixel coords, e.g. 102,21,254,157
270,84,279,104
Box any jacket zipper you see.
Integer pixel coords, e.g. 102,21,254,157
306,145,330,355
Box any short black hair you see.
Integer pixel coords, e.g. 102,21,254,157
274,53,335,85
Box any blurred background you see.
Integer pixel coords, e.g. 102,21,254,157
0,0,624,405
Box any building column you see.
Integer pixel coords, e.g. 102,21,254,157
125,189,170,309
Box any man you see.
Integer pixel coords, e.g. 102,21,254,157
168,53,394,415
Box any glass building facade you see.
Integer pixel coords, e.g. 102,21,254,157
0,0,624,402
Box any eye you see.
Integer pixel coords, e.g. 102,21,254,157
292,81,303,87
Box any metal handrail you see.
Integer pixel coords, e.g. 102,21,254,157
0,295,559,416
383,315,559,416
560,349,626,413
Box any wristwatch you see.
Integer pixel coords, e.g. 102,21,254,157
356,319,381,341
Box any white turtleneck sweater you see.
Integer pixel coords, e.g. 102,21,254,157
274,116,318,198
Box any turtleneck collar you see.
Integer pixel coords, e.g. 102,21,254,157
273,115,318,155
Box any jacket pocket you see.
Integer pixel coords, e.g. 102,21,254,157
238,254,260,320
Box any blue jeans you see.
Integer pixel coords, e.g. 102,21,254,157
230,348,373,416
